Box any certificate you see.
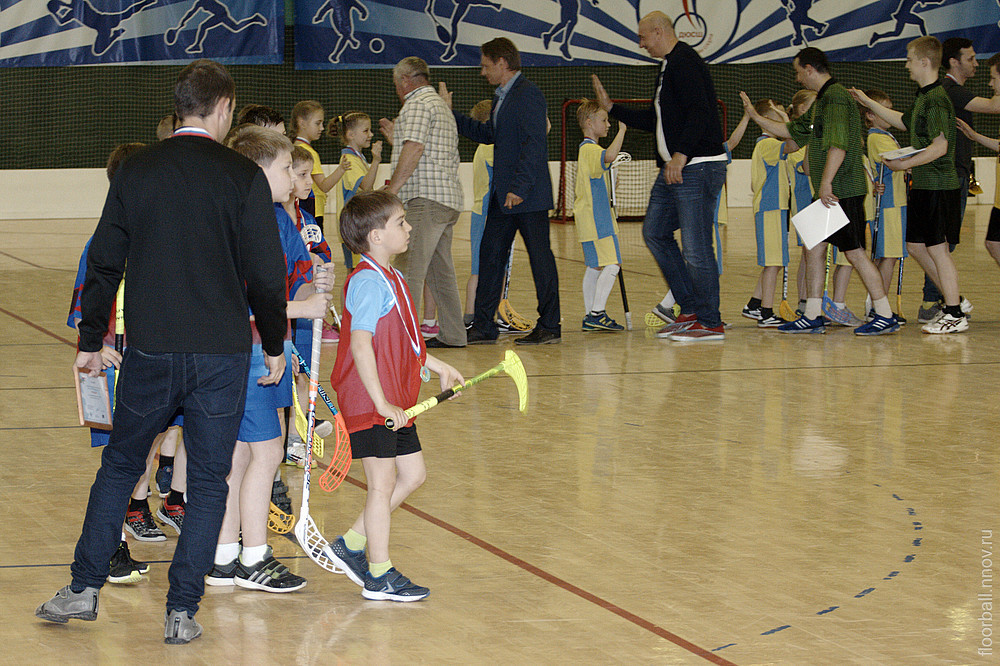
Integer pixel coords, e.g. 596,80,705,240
74,367,113,430
790,199,851,250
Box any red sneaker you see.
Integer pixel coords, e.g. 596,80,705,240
655,313,697,338
667,322,725,342
322,321,339,343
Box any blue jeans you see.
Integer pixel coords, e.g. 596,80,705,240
643,161,727,328
71,348,250,615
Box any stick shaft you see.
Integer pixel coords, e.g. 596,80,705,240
617,268,631,330
385,361,507,428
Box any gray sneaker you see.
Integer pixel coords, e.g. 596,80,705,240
917,302,942,323
164,609,202,645
35,585,99,623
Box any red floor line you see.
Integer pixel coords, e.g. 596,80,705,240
0,306,77,347
0,249,74,272
342,476,736,666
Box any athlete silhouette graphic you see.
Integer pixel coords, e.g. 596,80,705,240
868,0,946,48
779,0,828,47
313,0,368,64
164,0,267,55
425,0,502,63
47,0,157,56
541,0,599,62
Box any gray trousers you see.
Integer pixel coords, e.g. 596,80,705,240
396,197,467,346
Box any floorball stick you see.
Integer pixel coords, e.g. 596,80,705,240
385,350,528,429
617,268,632,330
497,241,532,331
778,267,796,322
291,345,351,493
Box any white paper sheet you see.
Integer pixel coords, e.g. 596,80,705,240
790,199,851,250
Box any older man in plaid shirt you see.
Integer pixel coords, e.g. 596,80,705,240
382,56,467,347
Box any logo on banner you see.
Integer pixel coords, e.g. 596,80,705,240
312,0,368,63
426,0,503,63
46,0,157,56
165,0,268,55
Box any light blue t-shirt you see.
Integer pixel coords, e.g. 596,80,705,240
345,269,396,334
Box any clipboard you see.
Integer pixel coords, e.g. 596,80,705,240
790,199,851,250
74,367,113,430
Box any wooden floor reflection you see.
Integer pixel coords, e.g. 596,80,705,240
1,206,997,664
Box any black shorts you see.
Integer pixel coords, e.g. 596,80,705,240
906,188,960,246
826,195,866,253
987,208,1000,243
350,424,421,459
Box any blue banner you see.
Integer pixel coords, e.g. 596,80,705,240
0,0,283,66
295,0,999,69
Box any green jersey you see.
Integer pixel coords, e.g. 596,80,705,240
906,81,959,191
787,79,867,199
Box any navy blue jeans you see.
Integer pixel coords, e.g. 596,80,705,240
71,348,249,615
643,161,727,328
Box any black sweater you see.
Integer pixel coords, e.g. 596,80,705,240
610,41,724,166
78,135,288,357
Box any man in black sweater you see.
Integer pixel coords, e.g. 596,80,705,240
593,12,728,342
36,60,288,644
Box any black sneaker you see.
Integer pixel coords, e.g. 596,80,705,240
362,568,429,602
271,479,292,515
108,541,148,584
156,501,184,535
125,503,166,542
205,558,239,587
326,536,368,587
233,547,307,593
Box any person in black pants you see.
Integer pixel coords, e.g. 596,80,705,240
441,37,561,345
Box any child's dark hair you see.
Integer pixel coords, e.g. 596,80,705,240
225,123,293,167
987,53,1000,75
576,99,603,131
340,190,403,254
156,114,178,141
327,111,370,142
291,144,314,167
106,143,146,181
288,100,323,138
237,103,285,129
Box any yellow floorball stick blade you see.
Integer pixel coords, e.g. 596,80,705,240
292,383,324,458
501,350,529,413
268,502,294,534
498,300,532,331
779,299,797,322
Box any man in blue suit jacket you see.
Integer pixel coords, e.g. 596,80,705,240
442,37,561,344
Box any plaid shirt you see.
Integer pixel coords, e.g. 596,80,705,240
392,85,463,211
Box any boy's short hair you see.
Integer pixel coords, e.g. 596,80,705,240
788,89,817,119
225,123,293,167
328,110,370,142
291,144,314,167
156,114,178,141
237,104,285,129
289,100,323,138
481,37,521,71
864,89,890,106
942,37,973,71
106,143,146,181
576,99,603,130
174,59,234,119
340,190,403,255
987,53,1000,75
470,100,492,123
908,36,942,70
795,47,829,74
753,99,777,118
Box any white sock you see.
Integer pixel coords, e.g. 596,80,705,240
582,267,599,315
593,264,620,313
805,298,822,319
121,531,127,542
833,301,845,310
215,542,241,565
659,290,675,309
872,296,892,318
422,318,436,327
274,467,282,482
240,544,268,567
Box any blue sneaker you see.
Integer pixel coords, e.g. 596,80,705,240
778,315,827,334
362,568,429,602
854,314,899,336
326,536,368,588
582,311,624,332
155,465,173,498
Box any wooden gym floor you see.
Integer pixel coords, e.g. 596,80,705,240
0,206,997,664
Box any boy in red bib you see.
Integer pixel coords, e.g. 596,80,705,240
329,190,464,601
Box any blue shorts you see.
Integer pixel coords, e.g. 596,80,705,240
243,340,293,412
293,319,312,371
238,407,282,443
470,211,487,275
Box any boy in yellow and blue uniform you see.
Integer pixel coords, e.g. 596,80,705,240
574,100,627,332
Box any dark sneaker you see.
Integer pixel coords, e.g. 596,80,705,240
917,302,942,323
205,558,239,587
36,585,99,623
271,478,292,515
125,504,166,542
234,547,307,593
514,327,561,345
156,501,184,535
582,311,624,332
854,314,900,336
650,303,677,325
108,541,148,583
741,306,762,320
757,315,787,328
164,609,202,645
155,465,173,498
362,568,429,602
326,536,368,588
777,315,827,334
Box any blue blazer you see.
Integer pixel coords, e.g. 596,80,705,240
454,74,553,214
